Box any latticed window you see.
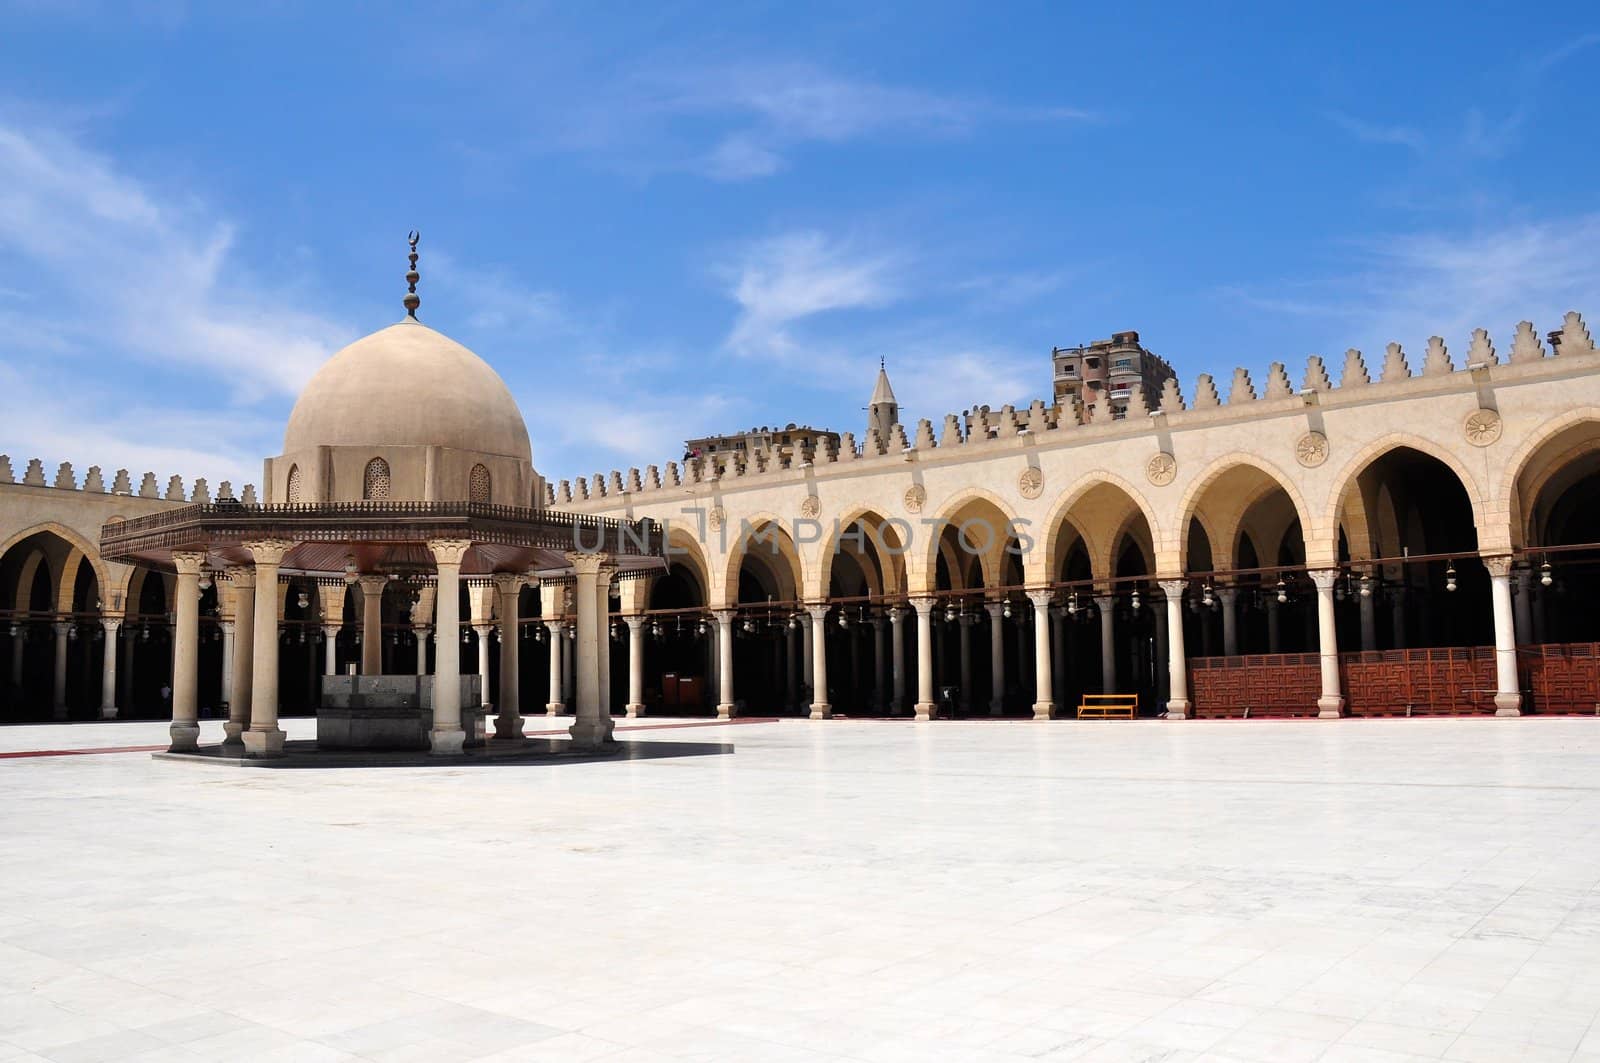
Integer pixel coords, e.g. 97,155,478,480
363,457,391,500
469,463,491,503
285,464,301,502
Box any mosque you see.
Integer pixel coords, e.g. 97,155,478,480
3,237,1599,753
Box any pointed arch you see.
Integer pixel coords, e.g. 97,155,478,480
915,489,1022,594
1323,434,1486,550
1175,452,1315,572
1036,472,1159,584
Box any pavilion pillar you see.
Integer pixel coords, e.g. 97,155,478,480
568,552,616,748
242,541,291,756
1158,580,1190,718
358,575,386,675
1310,570,1344,718
1028,591,1056,719
1097,594,1116,693
427,539,471,754
889,607,907,715
624,615,646,717
98,618,122,719
165,552,206,751
807,604,830,719
984,602,1004,714
494,574,524,737
223,568,254,748
545,621,564,713
1219,589,1239,656
911,598,937,719
474,623,493,711
1485,556,1523,716
50,622,70,720
714,608,737,719
218,619,234,710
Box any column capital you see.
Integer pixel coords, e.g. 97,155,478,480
1094,592,1114,606
984,601,1004,618
357,573,389,596
624,614,646,631
805,603,830,620
888,606,906,624
52,621,73,637
1480,554,1515,578
171,550,208,575
473,622,494,634
1308,568,1339,590
100,617,123,633
243,539,296,565
713,608,735,624
1026,589,1053,608
428,538,473,567
224,565,256,589
492,572,526,595
1217,587,1238,604
322,622,341,636
565,550,611,575
1158,578,1187,598
910,597,935,616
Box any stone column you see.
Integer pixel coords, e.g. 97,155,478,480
873,616,887,713
1265,597,1282,654
1051,608,1069,709
224,568,254,748
8,625,22,687
624,615,646,717
1152,597,1169,707
1159,580,1190,718
166,552,206,751
567,552,616,748
50,622,70,720
545,620,564,713
357,575,386,675
1097,595,1117,693
1512,567,1534,647
889,607,907,715
714,609,737,719
473,623,493,711
99,618,121,719
1028,591,1055,719
1219,589,1239,657
958,612,972,711
806,604,830,718
428,540,472,754
984,603,1004,714
785,622,800,712
1310,570,1344,718
414,626,429,675
120,626,135,713
1391,593,1407,650
912,598,937,720
1485,556,1522,716
562,628,575,705
321,623,340,674
494,574,524,738
596,571,615,720
242,542,291,756
218,618,235,709
1358,577,1377,652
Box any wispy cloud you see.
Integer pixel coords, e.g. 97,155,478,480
721,230,901,357
1326,110,1425,151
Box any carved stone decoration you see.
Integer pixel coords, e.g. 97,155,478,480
1464,408,1503,447
1295,431,1329,468
799,494,821,519
1146,452,1177,486
707,506,726,530
903,484,926,513
1017,466,1044,499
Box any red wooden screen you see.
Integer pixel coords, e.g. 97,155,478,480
1189,654,1321,718
1339,648,1496,716
1521,643,1600,715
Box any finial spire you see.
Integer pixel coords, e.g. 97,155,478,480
403,230,421,319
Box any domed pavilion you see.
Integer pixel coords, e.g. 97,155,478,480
99,235,663,757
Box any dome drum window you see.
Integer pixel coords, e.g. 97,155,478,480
363,458,391,501
469,464,491,504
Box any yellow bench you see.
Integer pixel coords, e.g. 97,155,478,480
1078,694,1138,719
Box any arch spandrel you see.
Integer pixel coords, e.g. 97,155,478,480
913,488,1022,595
813,507,909,601
1037,472,1159,585
719,514,806,608
1173,453,1315,572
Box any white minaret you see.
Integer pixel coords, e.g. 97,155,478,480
867,358,899,441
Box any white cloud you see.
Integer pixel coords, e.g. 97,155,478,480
722,230,901,357
1326,110,1425,151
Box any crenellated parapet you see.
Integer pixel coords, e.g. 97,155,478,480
0,457,258,505
551,312,1596,505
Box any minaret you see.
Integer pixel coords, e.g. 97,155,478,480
867,357,899,441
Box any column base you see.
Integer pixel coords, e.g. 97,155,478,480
1165,698,1190,720
568,719,615,748
808,703,831,720
52,705,68,721
913,702,939,721
429,727,466,755
1494,693,1523,717
242,727,285,757
168,722,200,752
624,703,645,718
717,703,738,719
1317,696,1346,719
99,704,119,720
1032,701,1057,721
545,702,565,716
493,714,524,739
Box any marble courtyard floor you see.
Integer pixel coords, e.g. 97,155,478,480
2,716,1599,1063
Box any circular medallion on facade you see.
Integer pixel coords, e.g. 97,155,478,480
1018,466,1043,499
903,484,926,513
1146,452,1177,486
707,506,726,530
1295,431,1329,468
799,494,821,519
1464,408,1503,447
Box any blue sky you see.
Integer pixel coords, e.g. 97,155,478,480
1,2,1596,493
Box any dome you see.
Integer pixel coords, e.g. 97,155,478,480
283,319,533,463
